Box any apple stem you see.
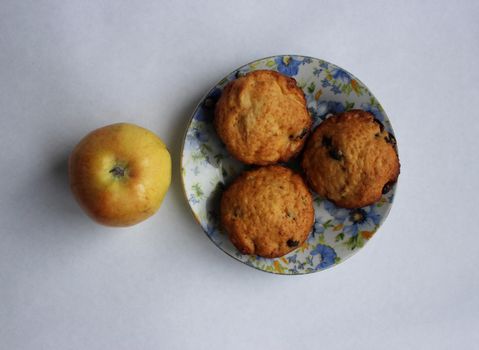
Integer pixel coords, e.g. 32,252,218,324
110,166,125,177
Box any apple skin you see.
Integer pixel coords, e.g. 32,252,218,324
69,123,171,227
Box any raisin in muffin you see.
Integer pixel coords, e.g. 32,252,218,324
220,165,314,258
214,70,311,165
301,110,400,208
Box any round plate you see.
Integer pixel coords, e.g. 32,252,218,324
181,55,397,274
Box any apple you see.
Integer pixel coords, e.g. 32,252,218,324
69,123,171,227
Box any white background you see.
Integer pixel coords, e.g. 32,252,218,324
1,1,478,349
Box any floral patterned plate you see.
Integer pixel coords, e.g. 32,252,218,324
181,55,397,274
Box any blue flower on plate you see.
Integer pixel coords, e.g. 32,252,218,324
317,101,346,118
275,56,302,76
312,217,327,237
343,206,381,237
323,200,349,222
287,254,297,263
319,61,329,69
321,78,331,88
311,244,337,269
331,67,351,84
360,102,384,122
331,84,342,95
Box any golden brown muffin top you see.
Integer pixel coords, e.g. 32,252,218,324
220,165,314,258
215,70,311,165
302,110,400,208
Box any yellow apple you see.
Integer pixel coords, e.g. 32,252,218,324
69,123,171,227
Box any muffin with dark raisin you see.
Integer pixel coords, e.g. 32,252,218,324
301,109,400,208
220,165,314,258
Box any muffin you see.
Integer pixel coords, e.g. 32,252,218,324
220,165,314,258
301,109,400,208
214,70,311,165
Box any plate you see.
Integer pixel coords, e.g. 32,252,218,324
181,55,397,274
